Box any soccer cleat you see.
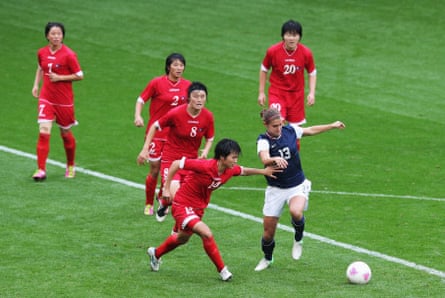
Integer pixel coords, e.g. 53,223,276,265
147,247,161,271
219,266,232,281
254,258,273,271
144,204,154,216
32,169,46,181
155,205,168,222
292,240,303,260
65,165,75,178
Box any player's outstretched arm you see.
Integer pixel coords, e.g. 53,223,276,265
302,121,345,137
242,166,282,178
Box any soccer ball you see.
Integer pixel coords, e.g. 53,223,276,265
346,261,372,284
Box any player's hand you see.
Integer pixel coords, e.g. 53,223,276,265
162,188,172,204
264,166,283,179
136,149,149,165
258,93,266,106
32,86,39,98
47,72,61,82
332,121,346,129
162,195,172,204
134,116,144,127
307,93,315,106
273,157,288,169
198,149,208,159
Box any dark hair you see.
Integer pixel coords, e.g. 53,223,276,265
45,22,65,38
281,20,302,39
260,108,282,124
165,53,186,75
214,138,241,159
187,81,208,98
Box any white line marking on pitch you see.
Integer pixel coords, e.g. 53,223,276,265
1,145,444,279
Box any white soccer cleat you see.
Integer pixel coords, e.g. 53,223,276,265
292,240,303,260
147,247,161,271
254,257,273,271
219,266,232,281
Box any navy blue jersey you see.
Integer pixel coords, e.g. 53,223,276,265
257,125,305,188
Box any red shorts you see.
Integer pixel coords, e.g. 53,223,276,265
160,159,191,185
171,203,204,235
269,88,306,124
147,138,166,161
37,99,77,128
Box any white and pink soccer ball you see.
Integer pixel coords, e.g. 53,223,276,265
346,261,372,284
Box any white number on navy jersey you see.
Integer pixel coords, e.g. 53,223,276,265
278,147,291,160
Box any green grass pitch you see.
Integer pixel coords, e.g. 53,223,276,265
1,0,444,297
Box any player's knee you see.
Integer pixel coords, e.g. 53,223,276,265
39,125,51,134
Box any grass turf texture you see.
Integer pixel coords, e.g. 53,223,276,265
1,0,444,297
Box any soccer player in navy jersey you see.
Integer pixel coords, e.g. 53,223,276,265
146,138,280,281
254,108,345,271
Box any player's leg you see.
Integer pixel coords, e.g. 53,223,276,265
156,165,183,222
155,161,171,221
288,180,311,260
144,159,160,215
57,105,77,178
289,195,306,236
193,220,232,280
145,139,164,215
147,206,192,271
60,127,76,178
254,216,278,271
33,121,52,181
255,186,286,271
33,101,55,181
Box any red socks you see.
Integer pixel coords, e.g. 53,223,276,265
36,133,50,170
156,234,182,258
145,175,157,205
61,131,76,166
36,131,76,172
202,236,225,272
155,234,225,272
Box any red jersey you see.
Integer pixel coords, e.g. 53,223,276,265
173,158,243,209
261,41,315,92
139,75,191,138
37,44,82,105
156,104,215,161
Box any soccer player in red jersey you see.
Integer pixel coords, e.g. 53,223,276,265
31,22,84,181
134,53,191,216
258,20,317,126
146,138,280,281
137,82,215,221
